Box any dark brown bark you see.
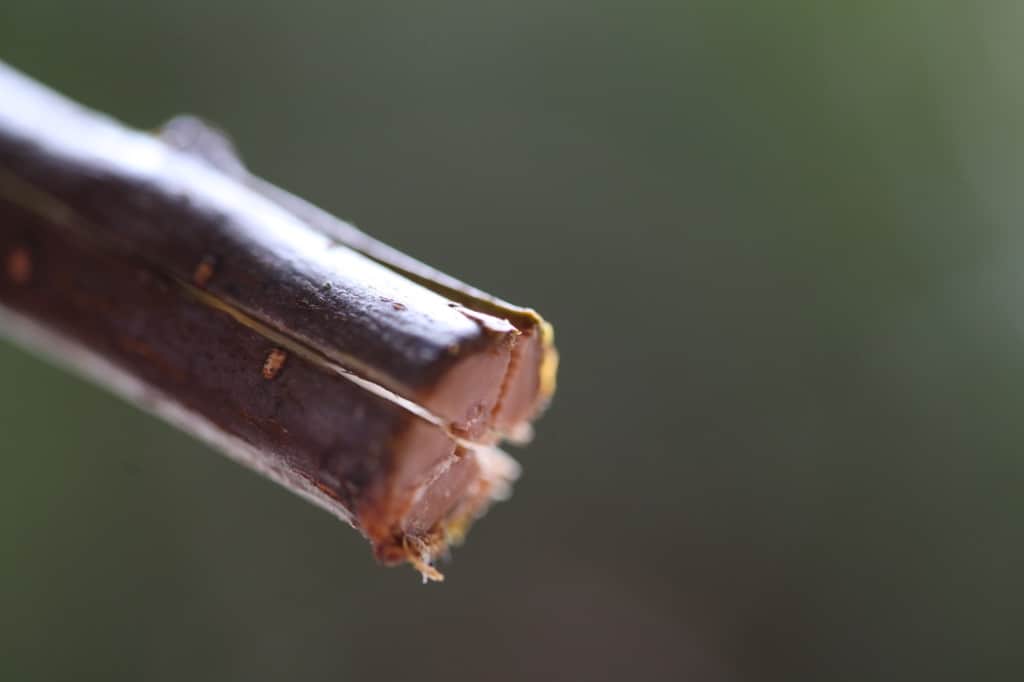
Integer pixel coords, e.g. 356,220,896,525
159,115,558,438
0,61,553,580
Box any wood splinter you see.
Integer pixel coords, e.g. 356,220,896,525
0,61,558,581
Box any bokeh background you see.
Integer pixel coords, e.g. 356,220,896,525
1,2,1021,680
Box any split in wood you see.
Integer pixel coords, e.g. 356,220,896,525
0,61,557,581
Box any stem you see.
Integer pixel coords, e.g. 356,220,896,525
0,61,548,580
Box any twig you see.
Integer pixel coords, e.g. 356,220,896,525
0,61,556,580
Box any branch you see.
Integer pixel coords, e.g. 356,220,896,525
0,61,557,581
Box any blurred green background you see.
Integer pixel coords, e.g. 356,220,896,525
1,2,1021,680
